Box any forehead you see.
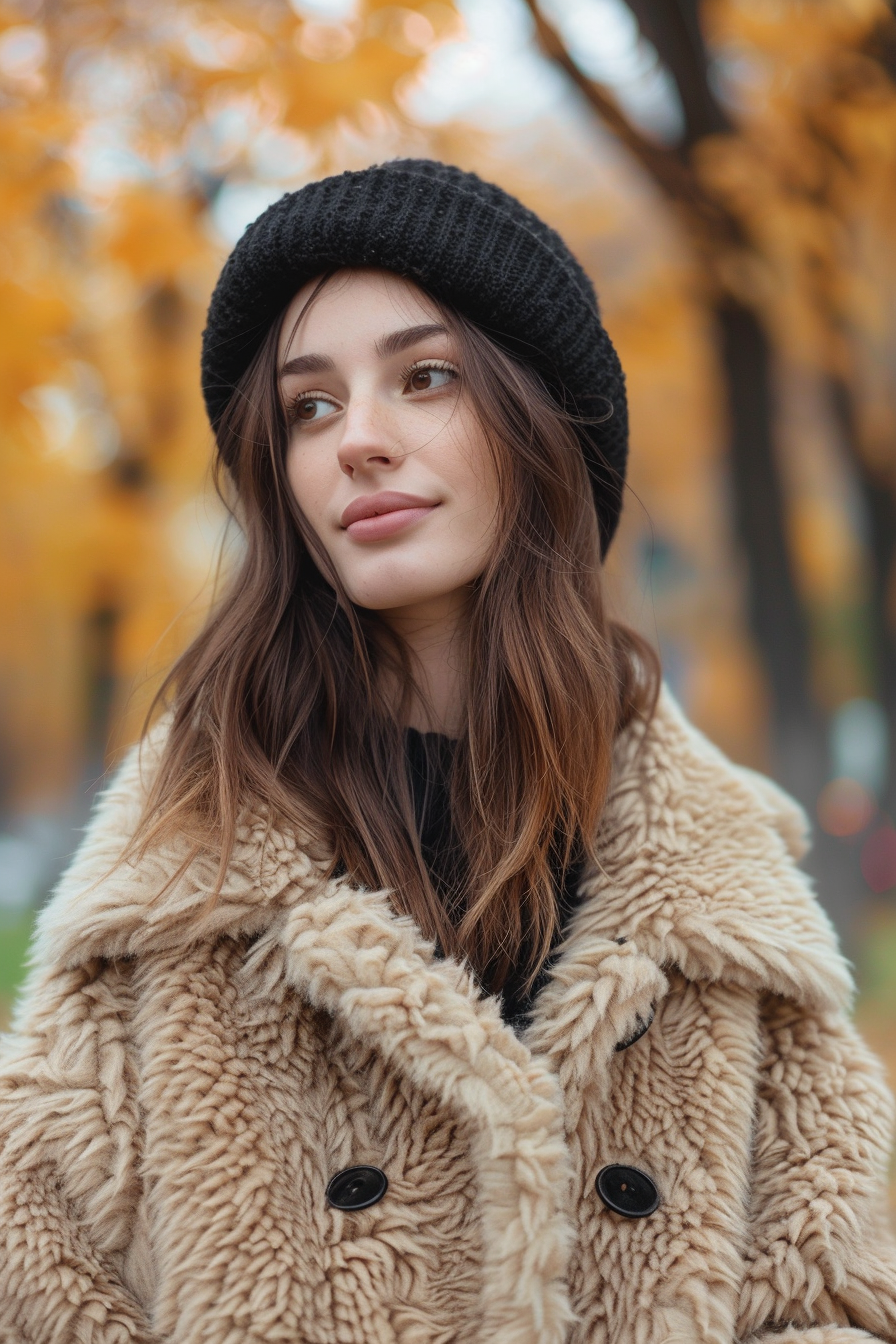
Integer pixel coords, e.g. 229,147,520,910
278,267,442,361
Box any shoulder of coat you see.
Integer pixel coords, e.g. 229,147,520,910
573,683,854,1013
618,686,811,858
29,714,324,975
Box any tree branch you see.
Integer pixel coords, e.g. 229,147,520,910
625,0,730,145
521,0,745,255
523,0,678,184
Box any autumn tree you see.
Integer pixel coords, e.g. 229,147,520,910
526,0,896,826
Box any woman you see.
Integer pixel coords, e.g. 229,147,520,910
1,159,895,1344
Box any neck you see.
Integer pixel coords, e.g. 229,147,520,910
379,589,469,736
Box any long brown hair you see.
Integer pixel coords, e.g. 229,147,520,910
131,271,659,994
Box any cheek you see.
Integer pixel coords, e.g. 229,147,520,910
285,440,330,538
439,418,501,537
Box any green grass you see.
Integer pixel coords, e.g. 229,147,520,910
855,907,896,1018
0,910,37,1000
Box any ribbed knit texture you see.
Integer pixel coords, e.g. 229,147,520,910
201,158,629,552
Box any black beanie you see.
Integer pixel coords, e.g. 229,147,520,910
201,158,628,553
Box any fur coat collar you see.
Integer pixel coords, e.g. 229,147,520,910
38,685,851,1011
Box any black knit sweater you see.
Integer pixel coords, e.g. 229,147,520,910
405,728,583,1033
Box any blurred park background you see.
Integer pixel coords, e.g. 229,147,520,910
2,0,896,1115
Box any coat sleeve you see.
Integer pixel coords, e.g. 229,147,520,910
0,953,160,1344
737,994,896,1343
0,743,163,1343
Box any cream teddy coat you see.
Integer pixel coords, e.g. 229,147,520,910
2,688,896,1344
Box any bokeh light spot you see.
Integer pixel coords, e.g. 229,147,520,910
296,21,357,62
0,25,46,81
861,826,896,895
817,777,876,838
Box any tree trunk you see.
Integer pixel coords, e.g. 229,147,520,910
81,601,120,808
828,376,896,816
716,299,825,787
861,477,896,815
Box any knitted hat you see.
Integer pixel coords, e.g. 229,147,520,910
201,158,628,553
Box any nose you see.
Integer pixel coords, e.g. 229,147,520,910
337,397,402,479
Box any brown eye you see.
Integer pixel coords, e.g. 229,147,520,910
404,365,455,394
289,395,338,424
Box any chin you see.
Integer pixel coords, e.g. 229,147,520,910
336,557,448,613
342,571,459,612
351,586,445,612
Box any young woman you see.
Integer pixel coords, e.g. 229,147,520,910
1,159,895,1344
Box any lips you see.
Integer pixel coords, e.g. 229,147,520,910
340,491,439,541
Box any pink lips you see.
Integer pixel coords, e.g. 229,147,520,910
340,491,438,541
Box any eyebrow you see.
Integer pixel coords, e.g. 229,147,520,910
278,351,335,379
376,322,448,358
278,323,449,380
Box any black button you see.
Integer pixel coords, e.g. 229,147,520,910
615,1007,654,1052
326,1165,388,1211
596,1165,660,1218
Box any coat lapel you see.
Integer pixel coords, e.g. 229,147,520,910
524,691,851,1128
570,689,853,1014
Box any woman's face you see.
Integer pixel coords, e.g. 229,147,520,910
279,268,500,620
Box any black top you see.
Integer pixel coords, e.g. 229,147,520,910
405,728,584,1033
